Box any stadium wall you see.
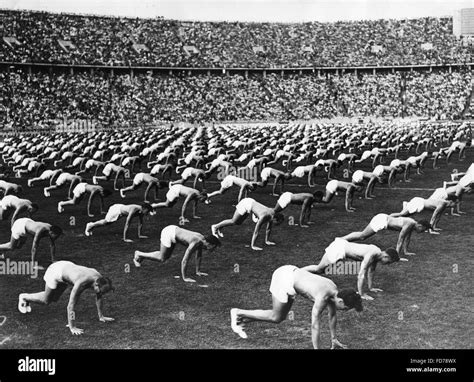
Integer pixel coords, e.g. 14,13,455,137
0,61,473,75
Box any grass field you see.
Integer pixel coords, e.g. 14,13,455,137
0,147,473,349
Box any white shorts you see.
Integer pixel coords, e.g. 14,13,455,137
337,153,346,161
269,265,298,303
326,179,338,194
236,198,253,215
291,166,306,178
404,197,425,214
181,167,194,180
27,161,38,172
247,159,257,169
166,185,182,202
430,188,448,200
73,183,87,198
1,195,17,210
390,159,401,168
360,151,371,161
276,150,285,159
85,159,95,169
369,213,389,232
103,163,114,176
315,159,325,167
324,238,348,264
277,192,293,209
133,173,145,186
407,157,417,166
11,218,30,240
261,167,272,181
43,261,73,290
150,164,161,175
105,204,123,222
373,165,384,177
72,157,83,167
210,159,221,168
56,173,69,186
352,170,364,184
221,175,236,190
459,173,473,188
450,141,461,150
160,225,177,248
263,148,273,156
40,170,54,180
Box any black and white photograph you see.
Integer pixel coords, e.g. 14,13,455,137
0,0,472,378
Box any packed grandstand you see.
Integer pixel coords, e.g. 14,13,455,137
0,9,473,128
1,6,473,356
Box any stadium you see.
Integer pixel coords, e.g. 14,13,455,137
0,1,473,354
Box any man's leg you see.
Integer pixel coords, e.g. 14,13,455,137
85,219,110,236
341,225,376,242
19,284,67,313
211,212,247,237
0,237,16,253
120,184,137,197
231,295,293,338
133,243,174,267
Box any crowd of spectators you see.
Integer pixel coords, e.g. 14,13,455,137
0,68,471,128
0,9,472,67
404,69,472,119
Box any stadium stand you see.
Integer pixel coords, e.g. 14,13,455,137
0,10,472,67
0,69,471,128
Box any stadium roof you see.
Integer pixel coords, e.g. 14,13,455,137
0,0,470,23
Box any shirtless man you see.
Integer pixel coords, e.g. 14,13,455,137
151,184,209,224
207,175,257,203
0,195,38,224
341,214,430,256
304,238,401,300
27,169,63,188
0,180,22,196
322,179,362,212
211,198,284,251
273,191,324,227
57,183,112,217
44,172,82,199
133,225,221,283
120,173,168,202
85,203,154,242
290,165,319,186
18,260,114,335
171,167,210,190
0,218,62,265
230,265,362,349
92,162,127,190
256,167,292,195
390,195,457,234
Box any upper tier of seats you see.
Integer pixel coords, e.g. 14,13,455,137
0,10,473,67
